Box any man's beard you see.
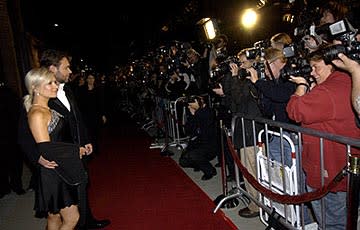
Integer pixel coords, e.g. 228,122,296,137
56,72,68,84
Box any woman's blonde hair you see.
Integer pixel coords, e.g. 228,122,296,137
23,67,55,112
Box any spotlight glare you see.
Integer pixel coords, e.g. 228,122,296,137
241,9,257,29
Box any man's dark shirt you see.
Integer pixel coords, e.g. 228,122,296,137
255,76,296,123
185,106,217,148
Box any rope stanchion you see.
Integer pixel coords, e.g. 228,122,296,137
213,120,240,209
347,155,360,230
225,129,347,204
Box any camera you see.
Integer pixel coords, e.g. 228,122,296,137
245,40,269,60
182,95,204,107
294,24,313,38
283,43,298,58
209,56,242,89
238,68,250,79
282,65,313,79
245,48,261,60
311,18,358,44
322,43,360,64
211,56,241,78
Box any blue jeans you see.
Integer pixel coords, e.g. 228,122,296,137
268,133,293,167
307,186,347,230
269,132,313,225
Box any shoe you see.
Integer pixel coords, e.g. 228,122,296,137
238,207,259,218
193,167,200,172
84,219,111,229
201,170,217,181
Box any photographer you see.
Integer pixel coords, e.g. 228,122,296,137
247,47,297,166
184,48,211,95
286,46,360,229
179,95,218,181
318,0,349,26
164,69,188,101
211,49,260,184
229,48,264,218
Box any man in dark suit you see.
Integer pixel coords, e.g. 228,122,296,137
18,49,110,229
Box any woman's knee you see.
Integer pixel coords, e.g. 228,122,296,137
61,205,80,226
47,213,62,229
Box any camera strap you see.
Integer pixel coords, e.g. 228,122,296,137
265,61,275,80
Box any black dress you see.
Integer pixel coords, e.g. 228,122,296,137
34,109,81,215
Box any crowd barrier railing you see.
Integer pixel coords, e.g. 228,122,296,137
149,96,189,151
215,114,360,230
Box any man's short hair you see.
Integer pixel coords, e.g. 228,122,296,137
264,47,286,63
40,49,71,68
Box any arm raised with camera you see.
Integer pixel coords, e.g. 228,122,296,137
332,53,360,117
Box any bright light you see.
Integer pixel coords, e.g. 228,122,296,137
241,9,258,29
196,18,218,40
204,19,216,40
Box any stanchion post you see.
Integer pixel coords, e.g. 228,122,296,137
220,120,228,196
213,120,240,210
347,155,360,230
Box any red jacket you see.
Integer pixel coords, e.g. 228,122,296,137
286,71,360,191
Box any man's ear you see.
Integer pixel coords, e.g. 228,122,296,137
49,65,57,73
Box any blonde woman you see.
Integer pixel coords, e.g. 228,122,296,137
24,67,86,230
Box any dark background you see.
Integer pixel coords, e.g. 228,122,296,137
18,0,360,73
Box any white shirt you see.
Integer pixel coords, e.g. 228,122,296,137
57,83,71,111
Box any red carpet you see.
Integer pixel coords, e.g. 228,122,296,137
87,112,237,229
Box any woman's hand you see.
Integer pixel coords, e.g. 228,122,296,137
84,143,93,155
38,155,58,169
79,147,87,159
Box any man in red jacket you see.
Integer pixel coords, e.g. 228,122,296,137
286,46,360,229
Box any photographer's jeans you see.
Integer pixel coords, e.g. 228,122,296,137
268,132,313,224
268,133,293,167
307,186,346,230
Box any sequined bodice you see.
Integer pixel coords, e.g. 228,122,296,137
48,109,65,141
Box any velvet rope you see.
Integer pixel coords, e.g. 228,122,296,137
225,132,347,204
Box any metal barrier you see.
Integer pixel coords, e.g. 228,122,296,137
256,130,302,228
149,96,189,151
215,114,360,230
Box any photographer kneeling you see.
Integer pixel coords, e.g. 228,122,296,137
179,95,218,181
